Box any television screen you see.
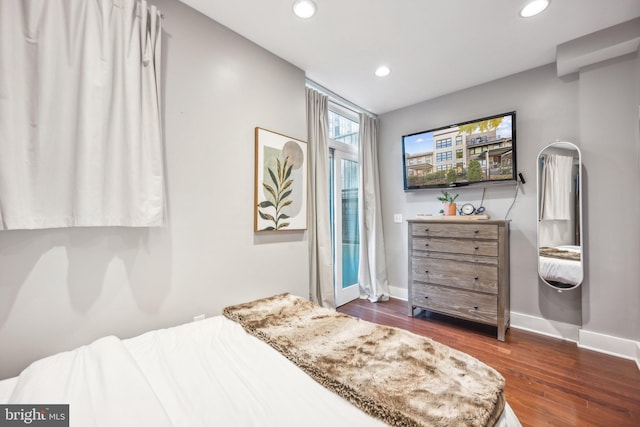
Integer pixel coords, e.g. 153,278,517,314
402,112,516,190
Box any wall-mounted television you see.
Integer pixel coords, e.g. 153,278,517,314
402,111,516,190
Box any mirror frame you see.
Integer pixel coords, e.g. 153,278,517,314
536,141,583,292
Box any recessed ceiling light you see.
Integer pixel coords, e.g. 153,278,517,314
375,66,391,77
293,0,316,19
520,0,550,18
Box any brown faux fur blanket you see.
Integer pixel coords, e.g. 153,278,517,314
223,293,505,427
539,246,581,261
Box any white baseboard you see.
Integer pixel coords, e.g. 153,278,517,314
388,285,408,301
578,329,640,363
510,311,580,342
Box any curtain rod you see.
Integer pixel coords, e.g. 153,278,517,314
305,78,377,119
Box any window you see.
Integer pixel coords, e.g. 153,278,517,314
456,149,463,159
456,135,463,145
329,108,359,146
436,151,453,162
470,136,489,145
436,138,452,149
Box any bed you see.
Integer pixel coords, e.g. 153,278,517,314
0,294,521,426
539,245,583,287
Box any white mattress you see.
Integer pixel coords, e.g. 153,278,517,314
539,245,582,286
2,316,521,426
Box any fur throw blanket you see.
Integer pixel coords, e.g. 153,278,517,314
539,246,581,261
223,294,505,427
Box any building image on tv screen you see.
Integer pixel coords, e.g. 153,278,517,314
403,113,514,189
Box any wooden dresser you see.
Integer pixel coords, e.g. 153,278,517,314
407,219,510,341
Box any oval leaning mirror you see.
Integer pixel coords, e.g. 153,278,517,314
536,141,583,291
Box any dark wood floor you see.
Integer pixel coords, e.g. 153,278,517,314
337,298,640,427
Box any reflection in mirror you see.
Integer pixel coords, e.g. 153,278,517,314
536,141,583,292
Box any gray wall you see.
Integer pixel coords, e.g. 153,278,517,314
0,0,309,379
578,53,640,339
379,56,640,343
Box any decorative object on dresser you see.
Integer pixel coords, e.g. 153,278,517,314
436,190,459,216
408,219,510,341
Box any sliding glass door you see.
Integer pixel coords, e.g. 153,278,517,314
328,104,360,307
330,150,360,306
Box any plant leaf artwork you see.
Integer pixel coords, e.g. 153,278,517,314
258,155,294,230
255,128,307,232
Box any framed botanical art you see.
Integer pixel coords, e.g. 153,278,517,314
254,127,308,232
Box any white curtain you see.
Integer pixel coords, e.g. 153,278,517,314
0,0,164,230
357,114,390,302
306,88,334,308
540,154,573,220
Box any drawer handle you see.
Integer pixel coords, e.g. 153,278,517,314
424,228,429,232
474,276,479,281
424,296,429,300
473,306,479,310
424,270,429,274
474,246,479,250
474,229,479,234
424,243,429,247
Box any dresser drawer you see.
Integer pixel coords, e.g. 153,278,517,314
412,237,498,257
412,250,499,265
412,284,498,324
411,222,498,240
412,257,498,293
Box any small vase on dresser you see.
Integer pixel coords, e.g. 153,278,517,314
444,203,457,216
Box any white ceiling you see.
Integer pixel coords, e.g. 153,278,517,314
178,0,640,114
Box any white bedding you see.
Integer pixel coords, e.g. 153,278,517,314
3,316,521,427
0,377,17,403
539,245,582,286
